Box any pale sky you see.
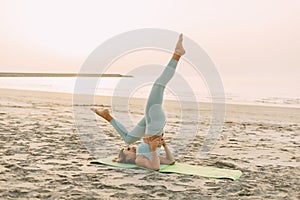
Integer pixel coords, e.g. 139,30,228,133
0,0,299,96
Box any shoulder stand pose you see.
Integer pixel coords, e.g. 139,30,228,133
92,34,185,170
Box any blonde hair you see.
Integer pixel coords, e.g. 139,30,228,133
112,148,135,164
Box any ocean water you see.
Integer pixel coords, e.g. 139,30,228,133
0,77,299,108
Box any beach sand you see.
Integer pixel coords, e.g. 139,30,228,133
0,88,299,199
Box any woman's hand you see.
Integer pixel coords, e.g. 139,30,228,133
160,138,166,147
148,138,161,151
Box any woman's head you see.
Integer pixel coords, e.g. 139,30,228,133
112,146,136,164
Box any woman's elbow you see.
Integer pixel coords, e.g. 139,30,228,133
150,163,160,171
152,166,160,171
169,160,176,165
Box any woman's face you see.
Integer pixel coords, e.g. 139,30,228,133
122,146,136,161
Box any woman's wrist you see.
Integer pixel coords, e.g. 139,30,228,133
162,141,167,148
150,146,157,152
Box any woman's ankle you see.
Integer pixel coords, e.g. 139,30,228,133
172,54,181,61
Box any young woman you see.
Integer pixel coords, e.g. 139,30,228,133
92,34,185,170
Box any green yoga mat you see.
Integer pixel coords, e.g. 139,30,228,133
90,156,242,181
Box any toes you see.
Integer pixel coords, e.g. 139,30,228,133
91,108,102,115
178,33,183,41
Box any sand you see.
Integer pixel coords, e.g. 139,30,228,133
0,88,299,200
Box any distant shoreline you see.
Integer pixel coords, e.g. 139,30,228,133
1,88,300,116
0,72,133,77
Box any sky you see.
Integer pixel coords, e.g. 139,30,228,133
0,0,299,97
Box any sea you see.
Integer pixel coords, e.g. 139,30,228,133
0,77,299,108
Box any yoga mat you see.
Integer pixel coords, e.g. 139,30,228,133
90,156,242,181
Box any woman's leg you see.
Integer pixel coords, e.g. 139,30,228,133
91,55,181,143
92,34,185,142
146,54,180,107
110,117,146,144
144,55,179,135
91,108,146,144
145,34,185,135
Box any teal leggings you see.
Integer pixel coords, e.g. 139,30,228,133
110,58,178,144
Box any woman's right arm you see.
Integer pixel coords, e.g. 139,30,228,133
160,139,175,165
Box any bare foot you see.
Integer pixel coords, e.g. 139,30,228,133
91,108,113,122
174,33,185,56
